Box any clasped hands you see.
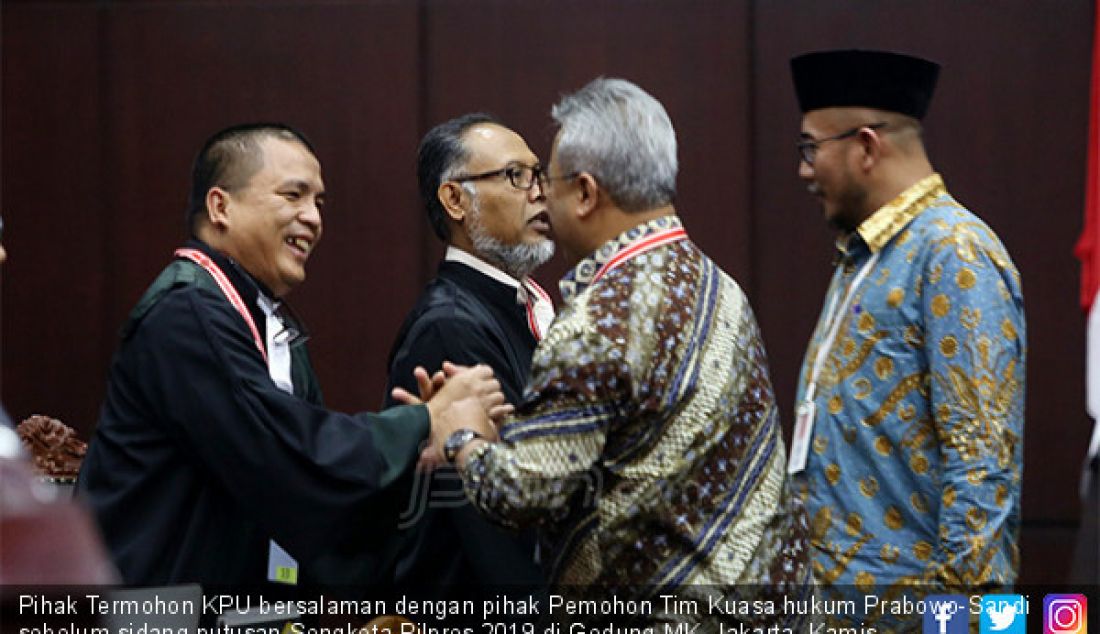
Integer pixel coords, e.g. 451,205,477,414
391,362,511,470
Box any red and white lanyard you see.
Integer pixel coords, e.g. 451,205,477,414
523,278,553,341
591,227,688,284
175,248,268,364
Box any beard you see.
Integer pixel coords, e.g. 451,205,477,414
822,170,869,233
466,195,555,279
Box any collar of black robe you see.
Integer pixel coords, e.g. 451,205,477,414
438,259,531,323
183,238,276,345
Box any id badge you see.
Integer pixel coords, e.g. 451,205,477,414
267,540,298,585
788,400,815,474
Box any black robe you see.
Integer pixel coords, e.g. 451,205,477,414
384,259,544,594
77,240,428,587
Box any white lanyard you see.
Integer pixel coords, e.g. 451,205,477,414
257,295,294,394
804,251,881,402
788,250,880,474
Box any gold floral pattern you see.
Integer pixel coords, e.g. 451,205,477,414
887,287,905,308
794,174,1025,598
931,294,951,317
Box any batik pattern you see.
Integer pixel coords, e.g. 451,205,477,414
464,216,810,610
794,174,1026,607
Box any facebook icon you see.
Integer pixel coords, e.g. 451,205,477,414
924,595,969,634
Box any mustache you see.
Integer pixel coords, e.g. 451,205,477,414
807,183,822,196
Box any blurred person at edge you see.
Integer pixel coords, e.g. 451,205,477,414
0,214,118,596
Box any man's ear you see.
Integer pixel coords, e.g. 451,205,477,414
858,127,884,171
576,172,600,219
438,182,468,222
205,187,232,230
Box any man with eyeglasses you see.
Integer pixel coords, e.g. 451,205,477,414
788,49,1025,618
77,123,506,589
400,80,811,627
383,114,553,597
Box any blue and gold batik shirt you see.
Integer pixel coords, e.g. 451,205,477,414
794,174,1025,598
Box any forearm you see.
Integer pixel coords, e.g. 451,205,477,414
461,439,594,530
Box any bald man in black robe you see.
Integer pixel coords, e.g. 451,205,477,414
78,123,501,588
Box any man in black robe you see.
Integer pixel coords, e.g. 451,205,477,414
384,114,553,595
77,123,502,588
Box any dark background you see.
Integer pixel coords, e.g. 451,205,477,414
2,0,1092,584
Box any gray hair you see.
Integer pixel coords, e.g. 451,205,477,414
551,78,677,212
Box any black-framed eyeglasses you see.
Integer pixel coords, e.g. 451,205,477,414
452,164,543,191
798,122,887,165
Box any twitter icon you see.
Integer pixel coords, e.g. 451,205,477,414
981,594,1027,634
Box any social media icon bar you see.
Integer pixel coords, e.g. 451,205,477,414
924,595,968,634
981,594,1026,634
1044,594,1088,634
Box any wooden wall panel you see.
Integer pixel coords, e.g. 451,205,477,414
1,4,108,432
1,1,424,426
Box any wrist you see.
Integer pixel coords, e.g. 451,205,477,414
455,438,488,471
443,428,485,464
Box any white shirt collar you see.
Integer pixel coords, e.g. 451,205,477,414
444,246,555,339
255,294,294,394
445,246,522,291
255,293,280,317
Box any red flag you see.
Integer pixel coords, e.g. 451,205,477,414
1076,3,1100,311
1077,1,1100,474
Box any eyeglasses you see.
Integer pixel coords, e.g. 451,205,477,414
797,122,887,165
452,164,543,191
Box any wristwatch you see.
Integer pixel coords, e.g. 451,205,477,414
443,428,484,463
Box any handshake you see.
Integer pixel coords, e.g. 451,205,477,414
391,362,511,469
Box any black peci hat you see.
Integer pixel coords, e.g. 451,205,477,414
790,49,941,119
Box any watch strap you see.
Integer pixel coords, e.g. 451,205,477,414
443,428,484,463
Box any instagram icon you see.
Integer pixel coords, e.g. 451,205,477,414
1045,594,1088,634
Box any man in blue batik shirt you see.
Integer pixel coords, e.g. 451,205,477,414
787,49,1026,621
